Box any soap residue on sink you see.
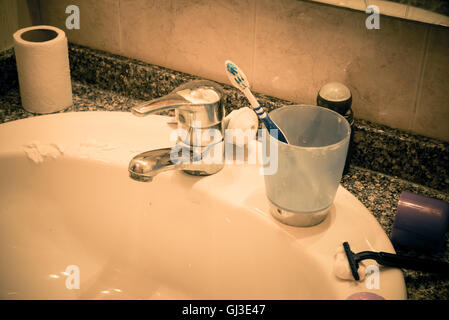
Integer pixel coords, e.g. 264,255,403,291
333,245,366,281
80,139,117,151
23,141,64,164
22,139,146,166
78,139,120,163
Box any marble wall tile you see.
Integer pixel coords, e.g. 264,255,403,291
412,25,449,141
36,0,448,141
253,0,427,132
17,0,41,27
0,0,19,51
0,0,40,51
120,0,255,85
40,0,121,54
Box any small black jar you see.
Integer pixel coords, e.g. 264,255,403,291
317,82,354,175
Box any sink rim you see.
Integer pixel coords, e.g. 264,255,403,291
0,111,407,300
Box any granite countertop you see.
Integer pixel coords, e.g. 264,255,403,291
0,44,448,300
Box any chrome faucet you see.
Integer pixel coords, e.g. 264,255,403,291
128,80,225,182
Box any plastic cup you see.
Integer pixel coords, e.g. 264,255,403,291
263,105,351,227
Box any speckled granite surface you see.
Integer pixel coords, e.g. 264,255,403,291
0,50,19,96
1,44,448,300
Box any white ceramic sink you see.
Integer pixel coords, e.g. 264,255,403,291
0,112,406,299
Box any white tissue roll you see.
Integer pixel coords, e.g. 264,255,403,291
13,25,73,114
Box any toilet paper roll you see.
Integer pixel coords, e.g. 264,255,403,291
13,25,73,114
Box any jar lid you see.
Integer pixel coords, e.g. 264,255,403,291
318,82,351,102
317,82,352,115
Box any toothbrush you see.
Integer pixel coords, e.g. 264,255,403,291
224,60,289,144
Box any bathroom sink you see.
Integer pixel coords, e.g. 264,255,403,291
0,112,406,299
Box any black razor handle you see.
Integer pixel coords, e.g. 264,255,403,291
375,252,449,275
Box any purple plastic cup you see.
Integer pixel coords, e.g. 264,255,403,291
391,191,449,252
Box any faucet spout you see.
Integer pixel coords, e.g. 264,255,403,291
128,147,180,182
128,140,225,182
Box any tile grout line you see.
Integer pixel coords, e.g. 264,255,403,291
37,0,42,24
250,0,257,87
118,0,122,56
411,24,431,131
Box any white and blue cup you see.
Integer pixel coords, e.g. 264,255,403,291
263,105,351,227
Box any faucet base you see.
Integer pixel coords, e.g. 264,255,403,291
183,163,224,177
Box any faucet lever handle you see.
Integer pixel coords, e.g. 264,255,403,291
131,94,192,117
131,80,224,120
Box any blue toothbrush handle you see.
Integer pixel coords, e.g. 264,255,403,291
261,116,288,143
253,104,288,143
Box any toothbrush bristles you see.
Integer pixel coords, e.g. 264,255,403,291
235,77,247,89
227,63,238,76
